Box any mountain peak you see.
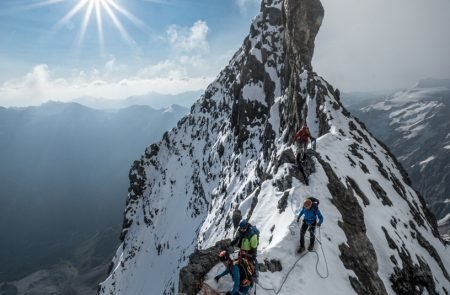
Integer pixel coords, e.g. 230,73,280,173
99,1,450,294
284,0,324,67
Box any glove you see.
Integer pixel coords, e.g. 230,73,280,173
297,217,300,223
214,275,220,282
317,224,321,227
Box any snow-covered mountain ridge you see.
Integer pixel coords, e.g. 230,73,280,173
349,79,450,228
99,0,449,294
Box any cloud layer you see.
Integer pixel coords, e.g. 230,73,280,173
0,20,217,107
314,0,450,91
0,63,214,107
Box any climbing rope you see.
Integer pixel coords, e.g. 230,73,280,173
255,253,304,295
211,191,328,295
256,203,329,294
313,226,329,279
291,188,329,276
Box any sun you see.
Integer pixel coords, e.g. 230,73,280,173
51,0,147,48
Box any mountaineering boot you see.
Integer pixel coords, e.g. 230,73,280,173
297,246,305,253
308,244,314,251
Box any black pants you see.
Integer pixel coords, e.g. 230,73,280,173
300,221,316,248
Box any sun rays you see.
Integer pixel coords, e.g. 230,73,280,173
29,0,149,49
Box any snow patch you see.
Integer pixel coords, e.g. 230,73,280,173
419,156,435,166
438,214,450,226
242,81,267,106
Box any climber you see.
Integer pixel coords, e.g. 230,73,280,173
296,197,323,252
292,123,316,162
214,250,254,295
231,219,259,260
231,219,259,281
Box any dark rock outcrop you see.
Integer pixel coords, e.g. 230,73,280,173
317,155,388,295
179,240,231,295
284,0,324,67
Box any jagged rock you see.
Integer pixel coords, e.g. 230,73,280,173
284,0,324,67
369,179,393,206
346,177,370,206
390,248,438,295
259,259,283,272
318,156,388,295
277,191,290,213
232,209,242,229
179,240,231,295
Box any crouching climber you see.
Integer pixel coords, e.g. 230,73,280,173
231,219,259,280
214,250,255,295
297,197,323,252
231,219,259,260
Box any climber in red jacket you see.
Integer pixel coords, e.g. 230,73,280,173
292,123,315,162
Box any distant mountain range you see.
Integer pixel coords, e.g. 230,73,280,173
343,78,450,235
0,101,188,294
72,90,203,110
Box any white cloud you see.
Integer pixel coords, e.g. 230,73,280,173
0,62,214,107
166,20,209,53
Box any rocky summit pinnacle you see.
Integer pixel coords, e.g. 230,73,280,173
284,0,324,68
99,0,450,294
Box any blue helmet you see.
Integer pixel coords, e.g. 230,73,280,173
239,219,249,230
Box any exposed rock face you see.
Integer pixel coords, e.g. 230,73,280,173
281,0,328,139
178,240,231,295
99,1,450,295
284,0,324,68
317,156,388,294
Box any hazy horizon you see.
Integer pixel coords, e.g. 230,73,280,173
1,0,449,106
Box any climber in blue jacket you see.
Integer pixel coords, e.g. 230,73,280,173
214,250,253,295
297,197,323,252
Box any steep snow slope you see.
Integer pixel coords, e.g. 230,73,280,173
348,80,450,225
99,0,449,294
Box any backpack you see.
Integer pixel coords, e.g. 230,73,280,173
308,197,320,215
250,225,260,244
241,224,259,245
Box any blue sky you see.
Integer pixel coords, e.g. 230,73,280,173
0,0,262,106
1,0,450,106
0,0,256,76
